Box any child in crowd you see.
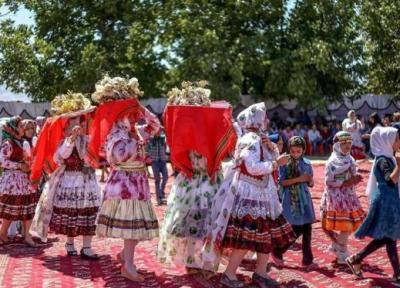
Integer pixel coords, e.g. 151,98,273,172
272,136,316,269
347,126,400,285
320,131,364,264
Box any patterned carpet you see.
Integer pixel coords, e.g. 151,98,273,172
0,161,399,288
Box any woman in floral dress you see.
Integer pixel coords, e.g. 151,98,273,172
158,81,223,275
30,93,101,259
93,76,160,282
0,116,38,246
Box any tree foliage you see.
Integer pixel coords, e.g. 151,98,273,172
361,0,400,97
0,0,393,105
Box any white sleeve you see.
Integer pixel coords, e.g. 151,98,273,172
241,142,274,175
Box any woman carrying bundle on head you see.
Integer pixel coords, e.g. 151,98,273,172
30,93,101,257
89,76,161,282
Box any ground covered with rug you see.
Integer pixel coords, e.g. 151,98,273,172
0,161,398,288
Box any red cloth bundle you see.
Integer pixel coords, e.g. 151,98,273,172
163,102,237,179
86,98,143,168
30,116,68,183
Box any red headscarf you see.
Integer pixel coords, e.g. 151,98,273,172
163,103,237,179
86,98,143,168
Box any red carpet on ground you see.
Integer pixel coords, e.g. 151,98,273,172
0,161,398,287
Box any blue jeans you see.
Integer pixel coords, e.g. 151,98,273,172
151,160,168,202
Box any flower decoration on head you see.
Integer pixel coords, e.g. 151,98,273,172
167,80,211,106
334,131,352,144
51,92,91,115
91,75,144,104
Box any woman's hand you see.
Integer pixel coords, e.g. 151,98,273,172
70,125,81,142
276,154,290,166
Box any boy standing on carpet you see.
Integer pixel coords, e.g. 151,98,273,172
320,131,365,265
272,136,316,269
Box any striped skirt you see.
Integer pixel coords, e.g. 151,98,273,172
0,170,37,221
96,199,159,240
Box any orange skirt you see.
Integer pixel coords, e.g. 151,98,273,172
321,209,365,232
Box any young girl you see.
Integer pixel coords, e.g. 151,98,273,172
272,136,316,268
320,131,364,264
347,126,400,285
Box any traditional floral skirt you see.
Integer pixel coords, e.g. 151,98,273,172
49,170,100,237
221,180,295,254
96,199,158,240
0,170,37,220
157,172,221,269
321,187,365,232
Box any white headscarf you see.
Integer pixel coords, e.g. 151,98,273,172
366,126,398,200
236,102,267,133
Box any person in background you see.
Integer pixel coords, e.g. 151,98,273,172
307,124,322,155
392,112,400,123
147,126,168,205
320,126,332,154
362,112,382,157
35,116,46,135
282,125,294,149
382,114,392,127
342,110,366,160
293,123,306,138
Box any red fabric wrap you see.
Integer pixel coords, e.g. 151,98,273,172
163,104,237,179
30,116,67,183
86,98,143,168
9,141,24,162
30,111,94,183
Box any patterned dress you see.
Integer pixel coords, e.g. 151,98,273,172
0,139,37,220
320,155,365,232
49,136,101,236
280,158,316,226
96,116,160,240
355,156,400,240
221,132,295,253
158,151,221,270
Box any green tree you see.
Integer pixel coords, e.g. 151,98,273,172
0,0,166,101
361,0,400,97
0,0,367,105
266,0,366,107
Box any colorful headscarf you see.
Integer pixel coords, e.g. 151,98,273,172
1,116,22,142
236,102,267,133
286,136,307,217
288,135,306,151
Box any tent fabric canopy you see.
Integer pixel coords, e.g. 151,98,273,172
1,95,399,120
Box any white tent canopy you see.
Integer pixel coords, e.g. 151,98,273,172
1,94,399,120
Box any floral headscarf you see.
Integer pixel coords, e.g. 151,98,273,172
1,116,22,142
236,102,267,133
327,131,354,176
105,117,132,163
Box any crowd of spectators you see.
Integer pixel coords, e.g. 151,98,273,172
267,110,400,156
